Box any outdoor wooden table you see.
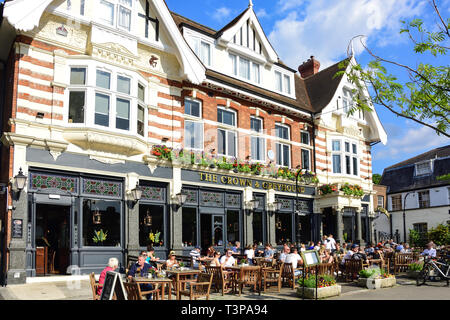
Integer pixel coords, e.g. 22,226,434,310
165,268,200,300
134,277,174,300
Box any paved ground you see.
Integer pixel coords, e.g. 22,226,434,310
0,274,448,300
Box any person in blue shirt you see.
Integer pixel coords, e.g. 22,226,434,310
127,254,154,299
231,241,241,254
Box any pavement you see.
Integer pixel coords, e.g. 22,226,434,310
0,274,448,300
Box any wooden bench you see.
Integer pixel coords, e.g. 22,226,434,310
393,253,416,274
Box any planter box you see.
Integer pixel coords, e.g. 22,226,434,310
296,285,341,299
407,270,421,279
358,277,396,289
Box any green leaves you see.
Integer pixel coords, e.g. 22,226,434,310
93,229,108,243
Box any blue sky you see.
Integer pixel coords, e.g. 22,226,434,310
1,0,448,174
165,0,450,175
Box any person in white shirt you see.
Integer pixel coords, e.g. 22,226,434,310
279,246,290,262
220,249,236,267
285,248,303,275
244,244,256,265
421,242,437,258
325,234,337,251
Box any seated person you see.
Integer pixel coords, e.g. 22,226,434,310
231,241,241,254
285,248,303,275
307,241,315,250
319,246,334,264
127,254,154,299
262,243,274,260
209,251,222,267
145,246,160,268
368,247,382,259
165,251,178,269
351,245,369,264
421,242,437,258
206,246,216,259
220,249,236,268
190,246,207,269
97,257,119,296
341,244,356,265
279,246,290,262
244,244,256,265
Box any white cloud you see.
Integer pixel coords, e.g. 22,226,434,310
255,8,269,19
373,123,449,161
276,0,305,13
212,7,232,22
268,0,426,69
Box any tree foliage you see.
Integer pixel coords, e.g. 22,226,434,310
372,173,382,185
337,0,450,137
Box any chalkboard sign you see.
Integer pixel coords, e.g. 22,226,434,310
100,271,127,300
12,219,23,238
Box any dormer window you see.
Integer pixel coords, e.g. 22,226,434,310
190,37,211,66
229,54,261,84
415,161,432,176
98,0,133,31
275,70,292,95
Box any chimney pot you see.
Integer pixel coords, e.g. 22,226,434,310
298,56,321,79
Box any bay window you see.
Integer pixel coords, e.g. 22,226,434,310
68,67,86,124
67,63,147,137
332,139,359,176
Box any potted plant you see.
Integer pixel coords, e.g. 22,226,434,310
178,262,187,270
358,267,396,289
407,262,424,279
92,229,108,246
239,258,249,266
149,231,161,246
296,274,341,299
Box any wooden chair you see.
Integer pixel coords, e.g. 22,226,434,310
123,281,143,300
175,255,194,268
393,253,415,274
129,278,160,300
236,266,261,296
89,272,100,300
262,262,284,293
383,251,394,272
342,260,363,281
281,262,302,290
179,273,213,300
126,255,138,275
316,263,335,276
204,266,235,296
255,258,274,268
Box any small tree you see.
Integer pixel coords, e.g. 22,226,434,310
427,223,450,246
337,0,450,138
372,174,382,185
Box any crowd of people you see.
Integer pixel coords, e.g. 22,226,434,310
96,236,444,297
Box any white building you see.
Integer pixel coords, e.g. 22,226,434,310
381,145,450,243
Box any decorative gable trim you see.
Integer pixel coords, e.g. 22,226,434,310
217,8,278,63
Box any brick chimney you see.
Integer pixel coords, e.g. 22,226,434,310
298,56,320,78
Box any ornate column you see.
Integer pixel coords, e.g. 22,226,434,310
334,206,344,244
171,166,183,255
125,173,140,258
355,208,364,245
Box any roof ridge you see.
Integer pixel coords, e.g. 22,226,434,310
384,144,450,170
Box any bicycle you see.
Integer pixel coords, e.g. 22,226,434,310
416,254,450,287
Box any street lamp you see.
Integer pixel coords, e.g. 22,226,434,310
14,168,27,192
402,192,415,242
130,182,143,202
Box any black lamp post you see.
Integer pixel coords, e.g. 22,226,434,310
402,192,415,242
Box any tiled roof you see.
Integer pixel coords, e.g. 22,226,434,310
380,145,450,194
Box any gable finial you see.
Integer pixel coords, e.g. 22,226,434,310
249,0,253,8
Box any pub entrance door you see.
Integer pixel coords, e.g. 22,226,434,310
200,214,225,254
35,204,71,275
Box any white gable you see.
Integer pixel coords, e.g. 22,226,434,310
217,6,278,64
3,0,206,84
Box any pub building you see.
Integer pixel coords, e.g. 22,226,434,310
0,0,386,284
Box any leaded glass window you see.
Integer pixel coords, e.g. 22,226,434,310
200,191,224,207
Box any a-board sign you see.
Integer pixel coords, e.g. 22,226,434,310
12,219,23,238
100,271,127,300
300,250,321,267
